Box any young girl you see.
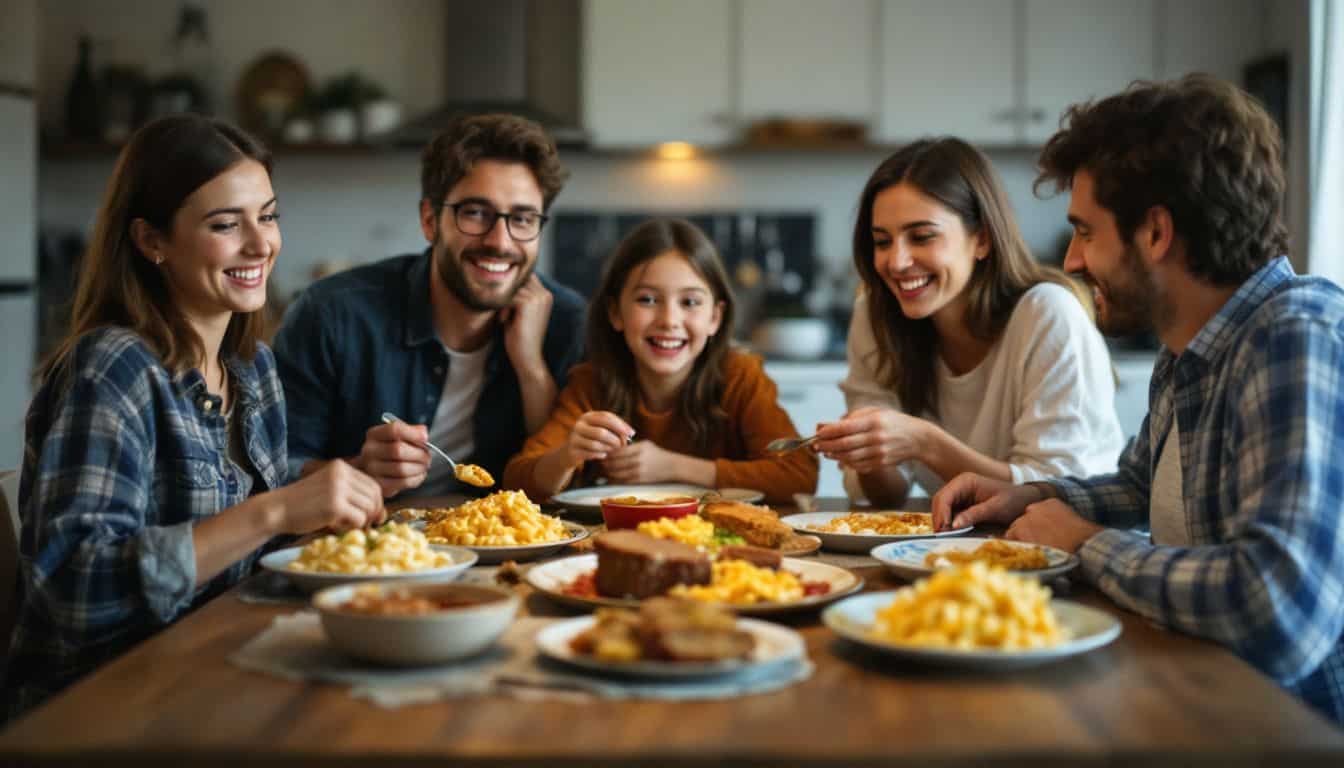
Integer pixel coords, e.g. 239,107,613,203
813,137,1124,506
502,218,817,503
5,116,385,720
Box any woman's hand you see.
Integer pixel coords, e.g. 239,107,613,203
566,411,635,466
813,406,933,475
602,440,673,484
267,459,386,534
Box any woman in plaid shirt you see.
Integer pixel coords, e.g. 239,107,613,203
3,116,385,721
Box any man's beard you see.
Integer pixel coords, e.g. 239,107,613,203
1087,243,1166,337
433,228,533,312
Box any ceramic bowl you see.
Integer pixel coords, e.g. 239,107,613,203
599,495,700,530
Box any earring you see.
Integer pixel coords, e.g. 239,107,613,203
155,256,164,265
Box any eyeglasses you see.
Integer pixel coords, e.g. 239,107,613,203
441,201,549,242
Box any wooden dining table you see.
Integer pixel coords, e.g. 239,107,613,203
1,498,1342,767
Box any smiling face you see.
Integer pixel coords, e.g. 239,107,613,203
422,159,542,312
1063,169,1157,336
870,182,988,326
145,158,279,325
608,251,724,398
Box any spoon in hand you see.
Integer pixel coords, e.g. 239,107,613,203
765,434,820,453
380,412,495,487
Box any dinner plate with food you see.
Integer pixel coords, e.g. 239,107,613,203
778,510,973,553
525,528,862,615
402,490,590,564
549,484,766,509
601,497,822,557
869,537,1080,582
822,562,1121,670
259,522,478,592
536,597,806,679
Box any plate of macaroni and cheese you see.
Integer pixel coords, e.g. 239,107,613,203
260,523,478,593
405,490,589,564
778,511,973,553
525,553,862,616
869,537,1079,582
822,563,1121,670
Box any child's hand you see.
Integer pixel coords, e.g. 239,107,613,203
567,411,636,466
602,440,670,484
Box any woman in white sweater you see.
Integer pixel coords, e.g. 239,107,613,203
813,138,1123,506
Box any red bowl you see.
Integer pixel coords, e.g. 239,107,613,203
599,495,700,530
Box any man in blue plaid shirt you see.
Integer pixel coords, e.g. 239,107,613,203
931,74,1344,725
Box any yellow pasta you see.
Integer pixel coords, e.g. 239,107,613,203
421,490,568,546
636,515,716,549
669,560,804,605
454,463,494,488
924,539,1051,571
809,512,933,536
287,523,454,574
870,562,1070,650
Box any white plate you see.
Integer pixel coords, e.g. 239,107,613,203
525,554,863,615
823,591,1122,670
535,615,805,678
778,511,973,554
869,537,1079,582
259,545,478,593
430,520,590,565
548,484,765,509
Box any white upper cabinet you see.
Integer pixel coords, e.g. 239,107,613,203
1158,0,1265,83
739,0,876,123
877,0,1017,145
583,0,736,147
1022,0,1157,143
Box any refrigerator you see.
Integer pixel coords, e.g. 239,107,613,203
0,0,38,470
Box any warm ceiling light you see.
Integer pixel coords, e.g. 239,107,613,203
655,141,697,160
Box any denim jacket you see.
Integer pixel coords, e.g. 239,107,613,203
271,250,586,493
5,327,289,720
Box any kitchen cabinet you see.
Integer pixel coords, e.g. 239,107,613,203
1022,0,1157,144
877,0,1156,145
738,0,876,123
582,0,736,147
0,0,36,89
764,361,848,498
1157,0,1265,83
877,0,1018,145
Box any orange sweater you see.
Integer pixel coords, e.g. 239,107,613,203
502,351,818,503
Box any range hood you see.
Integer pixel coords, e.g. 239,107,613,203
384,0,588,149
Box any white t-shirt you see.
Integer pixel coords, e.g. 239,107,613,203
420,342,493,496
841,283,1125,499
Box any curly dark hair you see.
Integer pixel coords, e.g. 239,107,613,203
420,113,569,209
1035,74,1287,286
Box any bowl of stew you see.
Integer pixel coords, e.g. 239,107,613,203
312,582,519,666
599,495,700,530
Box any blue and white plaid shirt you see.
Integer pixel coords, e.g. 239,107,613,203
1052,257,1344,724
4,327,290,721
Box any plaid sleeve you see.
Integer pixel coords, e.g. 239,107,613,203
22,364,198,651
1078,316,1344,686
1051,424,1151,529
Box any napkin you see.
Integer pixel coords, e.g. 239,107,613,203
229,613,812,708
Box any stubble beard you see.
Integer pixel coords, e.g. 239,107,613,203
432,226,534,312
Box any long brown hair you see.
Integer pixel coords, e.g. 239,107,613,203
586,219,737,452
853,137,1087,418
38,115,273,384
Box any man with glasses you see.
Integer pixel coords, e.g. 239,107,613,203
273,114,586,498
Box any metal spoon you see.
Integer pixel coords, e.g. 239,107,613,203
765,434,819,453
380,412,457,469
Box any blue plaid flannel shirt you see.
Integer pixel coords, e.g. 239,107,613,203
3,327,290,721
1052,257,1344,725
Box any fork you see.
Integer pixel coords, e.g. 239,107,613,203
380,412,458,469
766,434,820,453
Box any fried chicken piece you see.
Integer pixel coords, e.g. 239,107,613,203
700,501,792,548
